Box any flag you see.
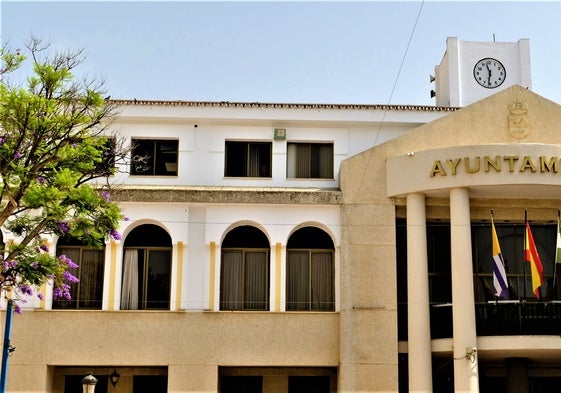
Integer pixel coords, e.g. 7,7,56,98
555,217,561,263
491,220,509,298
525,221,544,298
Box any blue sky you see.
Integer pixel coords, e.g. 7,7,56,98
2,1,561,106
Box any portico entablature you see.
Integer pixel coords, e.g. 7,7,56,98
387,144,561,199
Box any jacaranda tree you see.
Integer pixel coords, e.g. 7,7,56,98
0,38,123,312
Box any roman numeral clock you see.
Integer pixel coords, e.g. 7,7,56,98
432,37,532,107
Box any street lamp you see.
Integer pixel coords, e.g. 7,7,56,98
82,374,97,393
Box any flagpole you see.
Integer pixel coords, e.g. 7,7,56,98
491,209,497,303
554,209,560,298
522,209,528,301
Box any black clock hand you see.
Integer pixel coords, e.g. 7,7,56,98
486,64,491,85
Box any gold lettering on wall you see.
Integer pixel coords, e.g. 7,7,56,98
429,155,561,177
464,156,480,173
446,158,461,175
484,156,501,172
519,156,537,172
540,156,558,173
503,156,519,172
430,160,446,177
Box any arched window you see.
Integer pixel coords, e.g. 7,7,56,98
121,224,171,310
54,237,105,309
286,227,334,311
220,226,269,311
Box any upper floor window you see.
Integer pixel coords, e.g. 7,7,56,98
131,139,178,176
54,238,105,309
95,137,116,176
287,142,333,179
286,227,334,311
225,141,271,178
220,225,270,310
121,224,171,310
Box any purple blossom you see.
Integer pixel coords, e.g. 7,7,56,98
2,261,9,270
124,217,130,221
53,283,71,300
12,152,22,159
40,244,49,252
100,191,111,202
0,137,5,145
57,221,70,234
53,287,61,298
63,271,79,283
18,285,33,296
58,254,78,269
14,305,22,315
110,229,121,240
37,293,44,301
37,176,46,184
9,261,17,268
31,262,39,269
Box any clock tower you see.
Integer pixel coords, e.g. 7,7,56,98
432,37,532,107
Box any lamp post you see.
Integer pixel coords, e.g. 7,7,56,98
82,374,97,393
0,299,14,393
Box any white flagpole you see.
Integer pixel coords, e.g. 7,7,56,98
553,209,560,297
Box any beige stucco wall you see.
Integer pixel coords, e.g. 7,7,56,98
339,140,399,391
5,85,561,393
337,85,561,392
3,311,339,392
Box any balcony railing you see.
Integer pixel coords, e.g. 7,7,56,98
428,301,561,339
476,301,561,336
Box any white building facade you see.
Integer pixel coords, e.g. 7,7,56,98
4,38,561,393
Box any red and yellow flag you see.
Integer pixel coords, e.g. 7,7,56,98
525,221,544,298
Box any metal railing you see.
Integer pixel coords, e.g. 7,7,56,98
427,301,561,339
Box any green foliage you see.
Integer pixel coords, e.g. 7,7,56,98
0,39,123,307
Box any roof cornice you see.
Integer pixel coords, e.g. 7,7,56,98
109,99,459,112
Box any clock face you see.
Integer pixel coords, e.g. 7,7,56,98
473,58,506,88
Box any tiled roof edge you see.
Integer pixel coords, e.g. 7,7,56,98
109,99,459,112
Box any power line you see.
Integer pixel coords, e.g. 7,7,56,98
373,0,425,146
387,0,425,107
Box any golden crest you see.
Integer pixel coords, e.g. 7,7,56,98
508,101,529,139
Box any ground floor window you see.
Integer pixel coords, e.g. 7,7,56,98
133,375,168,393
64,375,108,393
56,367,167,393
219,367,336,393
220,376,263,393
288,376,331,393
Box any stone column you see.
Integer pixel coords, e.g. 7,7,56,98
449,187,479,392
407,192,433,393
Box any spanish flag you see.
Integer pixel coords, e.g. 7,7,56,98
525,221,544,298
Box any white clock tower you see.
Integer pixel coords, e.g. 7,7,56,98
432,37,532,107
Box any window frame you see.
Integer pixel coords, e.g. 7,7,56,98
220,247,270,311
130,138,179,176
121,246,172,310
53,244,105,310
286,248,335,312
286,142,334,179
224,140,272,178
